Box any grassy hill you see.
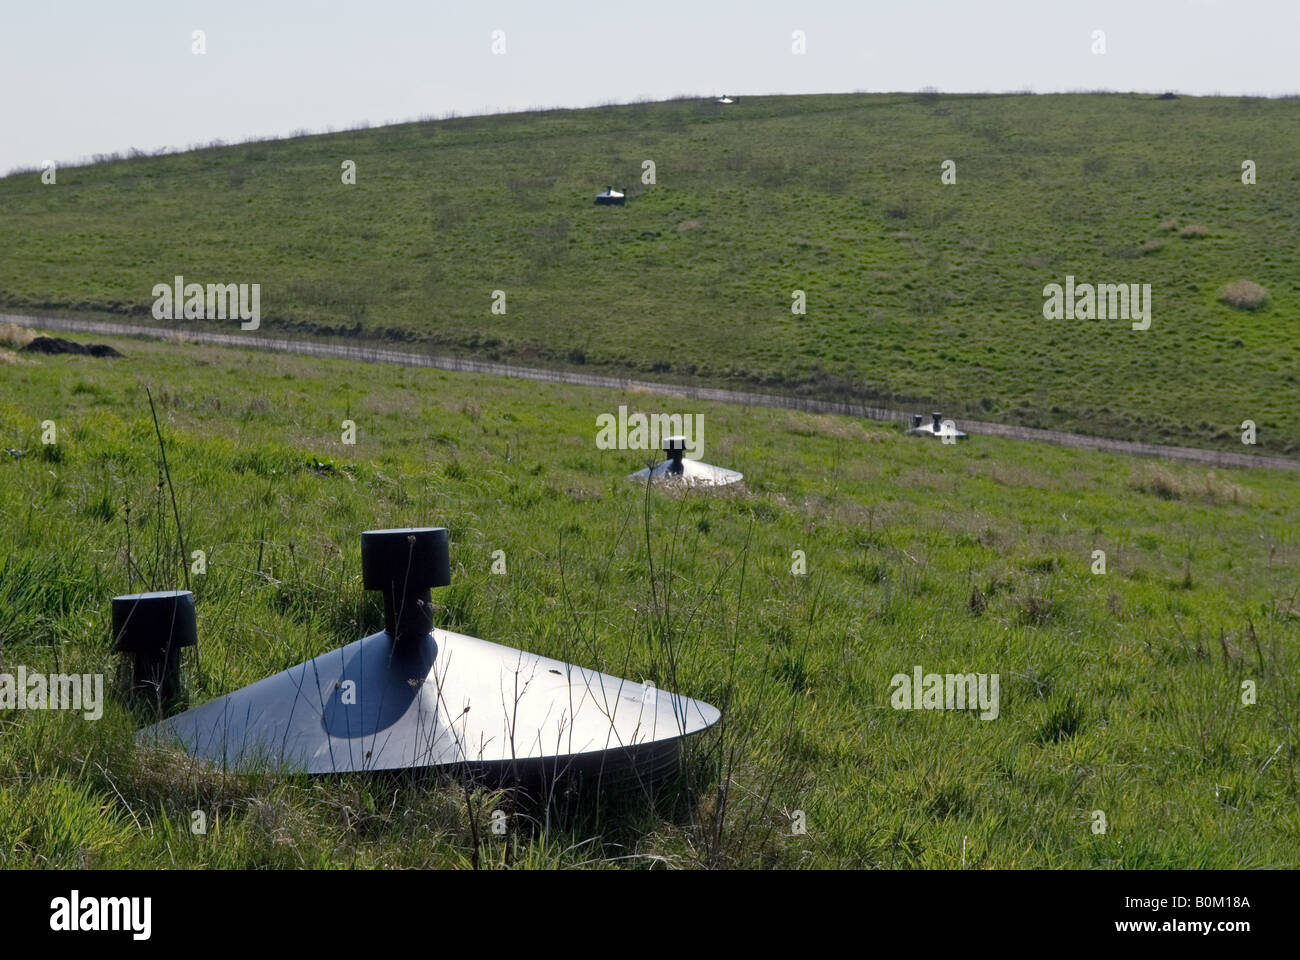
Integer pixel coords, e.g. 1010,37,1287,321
1,92,1297,454
1,330,1297,867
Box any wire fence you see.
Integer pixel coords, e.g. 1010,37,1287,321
6,312,1297,473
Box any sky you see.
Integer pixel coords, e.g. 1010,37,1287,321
2,0,1296,174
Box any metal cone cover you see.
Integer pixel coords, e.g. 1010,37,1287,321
628,458,744,487
138,626,720,775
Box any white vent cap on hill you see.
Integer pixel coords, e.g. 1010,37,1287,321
906,411,967,439
629,439,743,487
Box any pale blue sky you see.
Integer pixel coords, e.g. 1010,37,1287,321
2,0,1294,173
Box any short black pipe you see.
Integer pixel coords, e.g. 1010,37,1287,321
662,436,687,475
129,649,183,702
111,590,197,705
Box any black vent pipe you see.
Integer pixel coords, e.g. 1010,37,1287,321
663,435,687,474
112,590,197,703
360,528,450,647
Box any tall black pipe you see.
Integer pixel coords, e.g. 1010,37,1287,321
360,528,450,647
663,435,687,475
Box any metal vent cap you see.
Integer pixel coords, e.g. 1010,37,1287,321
111,590,197,653
360,528,450,590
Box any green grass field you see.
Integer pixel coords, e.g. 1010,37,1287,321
1,330,1297,868
1,93,1297,453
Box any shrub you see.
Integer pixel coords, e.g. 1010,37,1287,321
0,323,34,350
1130,465,1250,504
1200,470,1247,505
1132,464,1182,499
1218,280,1269,310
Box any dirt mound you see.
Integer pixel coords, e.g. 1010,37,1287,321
21,336,122,358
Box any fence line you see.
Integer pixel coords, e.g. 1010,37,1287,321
6,312,1297,472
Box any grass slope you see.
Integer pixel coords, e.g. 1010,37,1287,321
1,93,1297,453
1,333,1297,868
